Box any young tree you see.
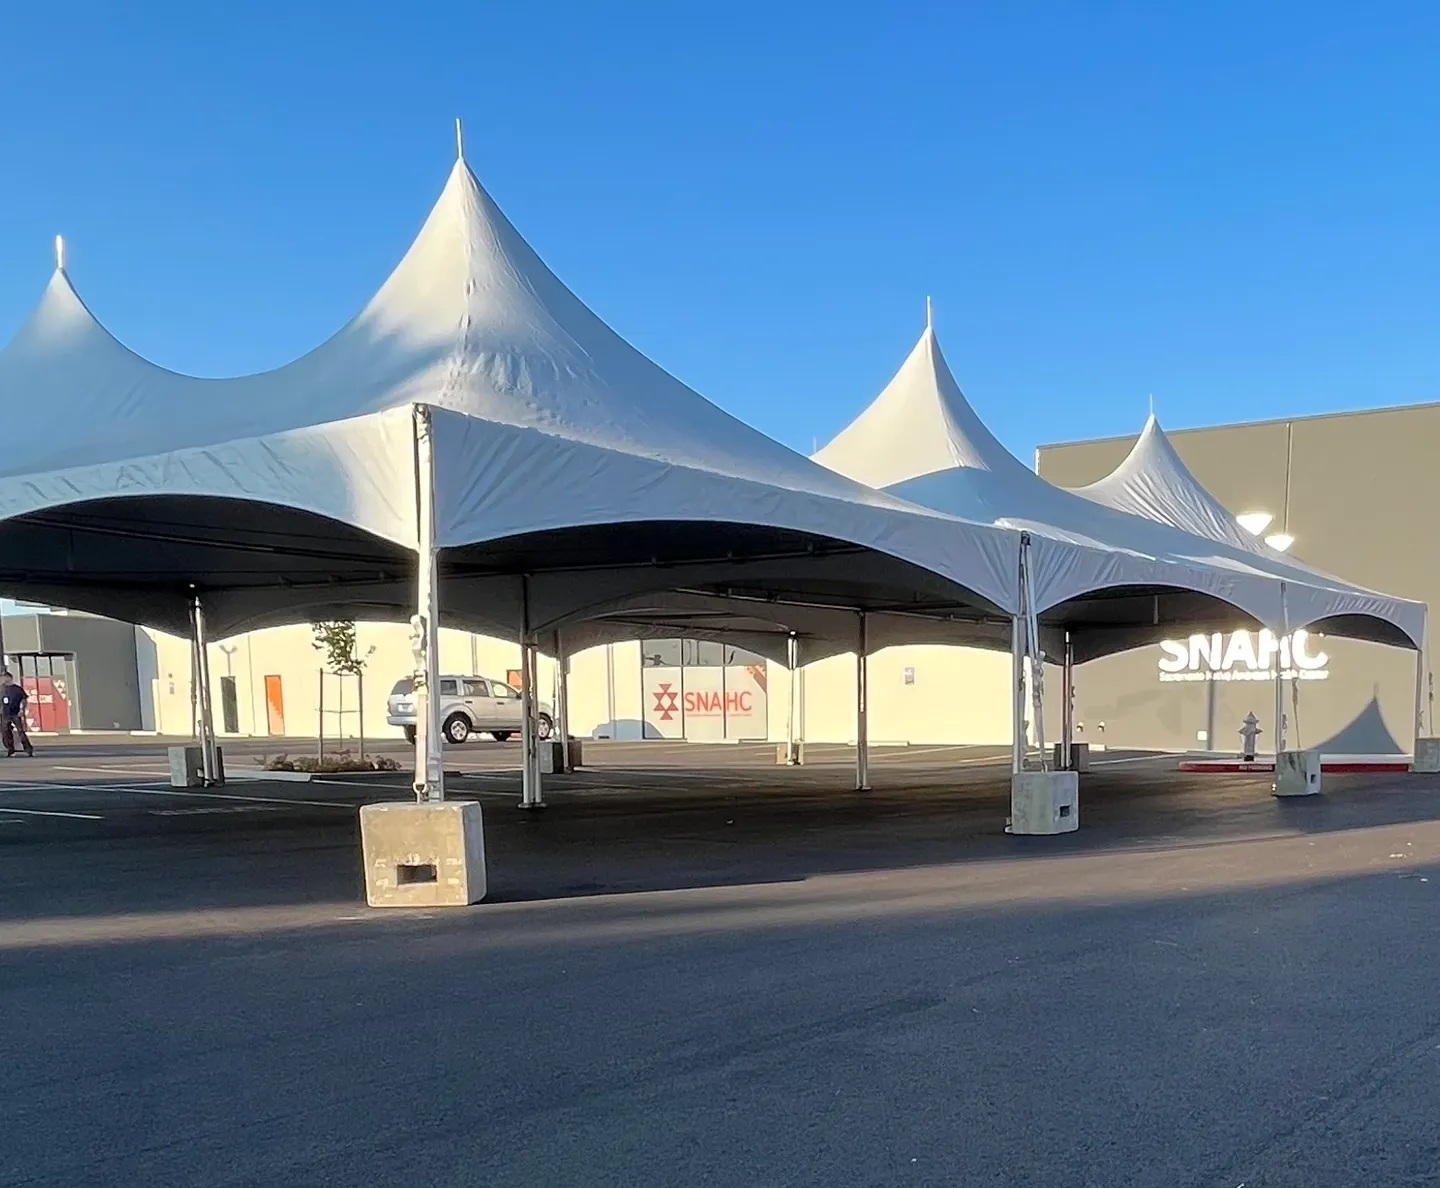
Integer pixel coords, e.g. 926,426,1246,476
312,621,367,759
312,620,363,676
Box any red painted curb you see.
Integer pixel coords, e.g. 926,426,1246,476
1177,759,1412,774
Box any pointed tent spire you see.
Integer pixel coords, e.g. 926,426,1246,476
54,235,65,272
813,323,1029,488
925,295,933,331
1069,416,1261,551
454,117,464,161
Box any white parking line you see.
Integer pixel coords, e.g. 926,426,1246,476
1089,753,1174,766
0,807,104,820
106,787,358,810
0,780,354,810
53,765,171,776
0,779,170,793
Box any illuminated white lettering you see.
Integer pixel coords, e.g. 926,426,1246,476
1188,633,1220,671
1292,630,1327,670
1257,629,1280,669
1158,640,1189,673
1221,630,1257,671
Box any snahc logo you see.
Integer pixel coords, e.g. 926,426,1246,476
1157,629,1328,683
683,691,754,716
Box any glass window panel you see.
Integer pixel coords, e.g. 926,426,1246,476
641,640,682,668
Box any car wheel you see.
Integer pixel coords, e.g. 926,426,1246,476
491,731,512,742
403,725,416,744
537,713,554,740
443,714,471,744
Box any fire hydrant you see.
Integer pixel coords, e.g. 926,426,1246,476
1239,711,1262,762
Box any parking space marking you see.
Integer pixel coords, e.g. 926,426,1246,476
0,779,171,794
105,786,360,810
0,779,356,811
0,807,105,820
1090,753,1175,767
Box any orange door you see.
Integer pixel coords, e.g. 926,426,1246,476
264,675,285,735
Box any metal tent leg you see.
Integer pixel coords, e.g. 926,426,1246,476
1061,633,1074,770
855,612,869,791
554,631,571,773
519,577,544,810
190,595,219,785
1011,614,1025,775
411,406,444,803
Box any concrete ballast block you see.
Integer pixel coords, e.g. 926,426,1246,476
1009,771,1080,835
169,745,203,788
1051,742,1090,772
538,740,565,775
1413,737,1440,773
1273,750,1322,797
360,801,487,908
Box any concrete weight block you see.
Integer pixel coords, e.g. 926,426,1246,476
360,801,487,907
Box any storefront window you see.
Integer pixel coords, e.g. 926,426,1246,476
639,638,769,741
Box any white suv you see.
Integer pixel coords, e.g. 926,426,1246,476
387,675,554,745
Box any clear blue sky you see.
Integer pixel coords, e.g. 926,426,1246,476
4,2,1439,458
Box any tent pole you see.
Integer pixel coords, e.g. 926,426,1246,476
192,594,218,785
1011,536,1029,776
1061,632,1074,769
411,405,444,803
188,611,199,743
1272,583,1288,759
1022,541,1046,769
1414,644,1425,759
1011,615,1025,775
519,575,544,809
786,632,798,765
554,629,570,773
855,612,869,791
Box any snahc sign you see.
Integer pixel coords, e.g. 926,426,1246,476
682,690,754,716
1157,629,1328,683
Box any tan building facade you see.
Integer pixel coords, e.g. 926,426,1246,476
1038,403,1436,754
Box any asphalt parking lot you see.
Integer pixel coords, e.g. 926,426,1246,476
2,738,1439,1187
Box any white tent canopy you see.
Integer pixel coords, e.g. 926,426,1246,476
1067,415,1268,552
0,146,1423,674
814,322,1425,660
0,156,1038,645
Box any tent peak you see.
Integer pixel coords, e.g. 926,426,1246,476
454,117,464,162
813,323,1028,487
54,234,65,273
925,295,933,331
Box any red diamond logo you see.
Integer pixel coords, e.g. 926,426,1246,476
652,682,679,721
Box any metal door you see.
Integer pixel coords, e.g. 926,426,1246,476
220,676,239,734
264,675,285,735
18,653,72,733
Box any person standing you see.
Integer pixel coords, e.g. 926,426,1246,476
1,671,34,757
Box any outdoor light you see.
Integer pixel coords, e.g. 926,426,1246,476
1236,512,1274,536
1264,533,1295,553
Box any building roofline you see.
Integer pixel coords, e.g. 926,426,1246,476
1036,396,1440,453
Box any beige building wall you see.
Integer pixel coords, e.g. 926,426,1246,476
767,645,1013,745
141,624,1014,747
143,623,556,745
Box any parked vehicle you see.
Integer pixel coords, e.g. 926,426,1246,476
386,675,553,744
